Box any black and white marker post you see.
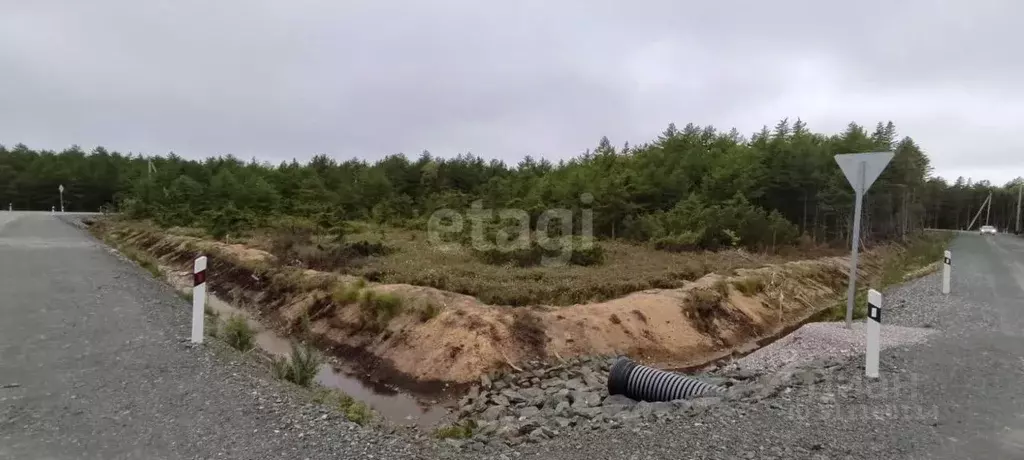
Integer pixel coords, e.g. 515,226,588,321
191,256,208,344
942,250,951,295
865,289,882,379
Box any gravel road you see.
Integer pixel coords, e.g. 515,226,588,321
492,232,1024,460
0,213,427,460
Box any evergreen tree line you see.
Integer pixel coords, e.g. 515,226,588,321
2,119,1020,250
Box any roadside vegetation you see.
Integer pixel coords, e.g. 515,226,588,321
817,231,953,320
269,342,323,387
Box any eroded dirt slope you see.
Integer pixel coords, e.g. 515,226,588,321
93,220,885,385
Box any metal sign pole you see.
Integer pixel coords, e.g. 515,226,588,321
845,164,866,327
59,184,65,213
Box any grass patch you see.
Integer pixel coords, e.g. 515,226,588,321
331,283,362,305
269,342,322,387
221,315,256,352
712,279,731,297
418,302,442,322
121,247,162,278
435,420,477,439
242,227,833,306
732,277,766,296
312,387,356,411
683,288,725,335
358,290,404,329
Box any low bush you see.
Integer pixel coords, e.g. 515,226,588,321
221,315,256,352
358,290,405,330
471,238,605,267
345,401,372,425
269,342,322,387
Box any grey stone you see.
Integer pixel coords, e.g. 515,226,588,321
495,424,518,440
475,421,498,436
601,404,629,417
521,387,544,399
554,401,570,415
468,385,480,400
602,394,637,407
501,389,526,404
554,417,573,428
650,401,674,414
564,378,587,391
444,439,465,449
581,371,604,389
491,394,510,407
670,399,692,411
518,420,541,435
633,401,655,418
688,396,722,414
480,373,492,389
480,405,506,421
518,406,540,418
571,406,603,420
527,428,549,443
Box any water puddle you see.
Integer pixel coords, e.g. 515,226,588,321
167,271,451,428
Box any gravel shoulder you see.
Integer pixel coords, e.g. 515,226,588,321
0,213,427,460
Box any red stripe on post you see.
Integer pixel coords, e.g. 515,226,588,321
193,270,206,286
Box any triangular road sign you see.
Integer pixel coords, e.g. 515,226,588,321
835,152,894,195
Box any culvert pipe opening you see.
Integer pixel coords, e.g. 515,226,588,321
607,357,723,402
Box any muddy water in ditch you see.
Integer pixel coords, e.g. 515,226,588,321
168,272,451,428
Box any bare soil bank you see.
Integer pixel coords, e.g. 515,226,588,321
92,219,895,391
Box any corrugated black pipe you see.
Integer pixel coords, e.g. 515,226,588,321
607,357,722,402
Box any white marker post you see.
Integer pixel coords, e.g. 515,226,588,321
51,206,54,214
58,184,65,213
191,256,208,343
865,289,882,379
942,250,951,294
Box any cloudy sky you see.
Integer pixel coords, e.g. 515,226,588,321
1,0,1021,185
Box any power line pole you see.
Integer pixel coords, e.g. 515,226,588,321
1016,182,1022,234
985,191,992,226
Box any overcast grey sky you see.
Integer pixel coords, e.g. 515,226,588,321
1,0,1021,184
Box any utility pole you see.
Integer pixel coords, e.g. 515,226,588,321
985,191,992,226
1016,182,1022,234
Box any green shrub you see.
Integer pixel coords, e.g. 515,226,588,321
345,401,372,425
359,290,404,328
331,283,362,305
269,342,323,387
222,315,256,352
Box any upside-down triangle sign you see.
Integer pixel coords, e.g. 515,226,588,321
834,151,894,195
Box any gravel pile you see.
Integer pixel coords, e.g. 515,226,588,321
737,321,938,374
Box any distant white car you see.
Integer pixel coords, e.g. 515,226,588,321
980,225,997,235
